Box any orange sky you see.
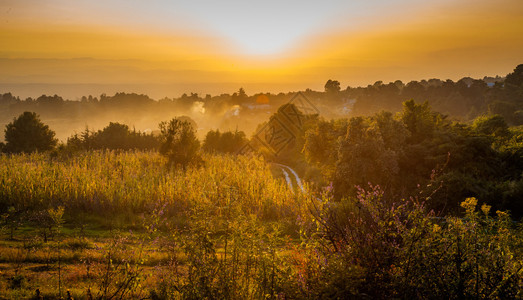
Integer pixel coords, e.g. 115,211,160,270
1,0,522,99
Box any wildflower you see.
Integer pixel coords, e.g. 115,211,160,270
480,204,491,216
460,197,477,214
496,210,509,218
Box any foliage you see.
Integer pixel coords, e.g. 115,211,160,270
300,186,522,299
324,79,341,94
335,113,406,198
2,65,523,146
0,150,521,298
504,64,523,88
401,99,443,143
3,111,57,153
31,206,65,243
488,64,523,125
159,118,202,169
249,102,319,178
202,129,247,154
303,100,523,217
158,214,289,298
472,114,510,138
303,118,348,181
67,122,159,151
93,232,148,299
1,206,24,240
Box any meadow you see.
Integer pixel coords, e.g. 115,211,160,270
0,151,522,299
0,151,305,222
0,151,310,298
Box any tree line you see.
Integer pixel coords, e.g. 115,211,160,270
1,64,522,127
0,111,247,169
353,65,522,123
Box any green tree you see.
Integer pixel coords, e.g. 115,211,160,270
66,123,159,151
324,79,341,94
4,111,57,153
94,122,131,150
472,114,510,138
504,63,523,89
202,129,220,153
159,118,201,169
203,129,247,154
303,118,348,180
402,81,425,100
334,116,403,197
400,100,438,143
231,87,248,105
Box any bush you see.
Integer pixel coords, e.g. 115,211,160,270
31,206,65,243
299,186,523,298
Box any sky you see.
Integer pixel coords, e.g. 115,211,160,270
1,0,523,99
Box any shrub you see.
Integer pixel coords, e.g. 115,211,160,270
300,186,522,298
31,206,65,243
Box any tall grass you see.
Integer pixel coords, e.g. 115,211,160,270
0,151,306,223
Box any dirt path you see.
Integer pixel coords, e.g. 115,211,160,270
273,163,304,193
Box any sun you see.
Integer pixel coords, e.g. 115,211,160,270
168,0,352,56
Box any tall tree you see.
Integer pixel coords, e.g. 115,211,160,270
4,112,57,153
504,64,523,89
334,116,402,197
401,100,438,143
159,118,201,169
324,79,341,94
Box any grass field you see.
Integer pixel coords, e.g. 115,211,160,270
1,151,521,299
0,151,307,224
0,151,312,299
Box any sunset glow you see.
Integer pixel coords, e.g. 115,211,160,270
1,0,523,98
1,2,523,297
